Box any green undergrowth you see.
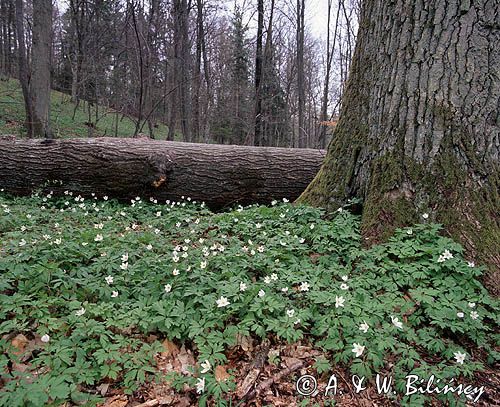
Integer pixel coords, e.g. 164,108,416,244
0,191,498,406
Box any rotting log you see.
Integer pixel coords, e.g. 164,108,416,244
0,137,325,208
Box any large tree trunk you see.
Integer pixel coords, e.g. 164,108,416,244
31,0,53,138
298,0,499,293
0,137,325,209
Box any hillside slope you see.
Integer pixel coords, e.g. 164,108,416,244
0,78,170,139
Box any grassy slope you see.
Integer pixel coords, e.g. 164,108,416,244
0,77,172,139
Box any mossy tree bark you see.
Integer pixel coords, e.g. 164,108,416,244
298,0,499,293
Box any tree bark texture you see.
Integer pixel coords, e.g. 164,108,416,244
0,137,325,209
298,0,499,293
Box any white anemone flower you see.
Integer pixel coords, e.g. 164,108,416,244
453,351,466,365
75,307,86,316
335,296,345,308
200,360,211,374
391,315,403,329
216,296,230,307
352,343,365,357
196,377,205,394
359,321,369,333
299,282,310,292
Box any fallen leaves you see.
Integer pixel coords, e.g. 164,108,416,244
101,395,128,407
214,365,231,382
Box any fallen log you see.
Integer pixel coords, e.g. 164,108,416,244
0,137,325,208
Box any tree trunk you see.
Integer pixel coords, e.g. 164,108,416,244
192,0,204,142
298,0,500,294
0,137,326,209
318,0,338,149
296,0,306,148
171,0,191,142
14,0,33,137
31,0,52,138
253,0,264,146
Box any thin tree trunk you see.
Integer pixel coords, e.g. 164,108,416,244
31,0,53,138
14,0,33,137
192,0,203,142
253,0,264,146
130,2,144,138
298,0,500,294
296,0,305,148
318,0,339,149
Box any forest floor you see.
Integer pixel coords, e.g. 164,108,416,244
0,78,173,139
0,192,498,407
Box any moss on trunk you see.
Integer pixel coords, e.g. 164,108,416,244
298,0,500,294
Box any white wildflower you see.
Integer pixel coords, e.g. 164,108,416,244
391,315,403,329
196,377,205,394
335,296,345,308
200,360,211,374
352,343,365,357
453,351,466,365
216,296,230,308
359,321,369,333
299,282,310,292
